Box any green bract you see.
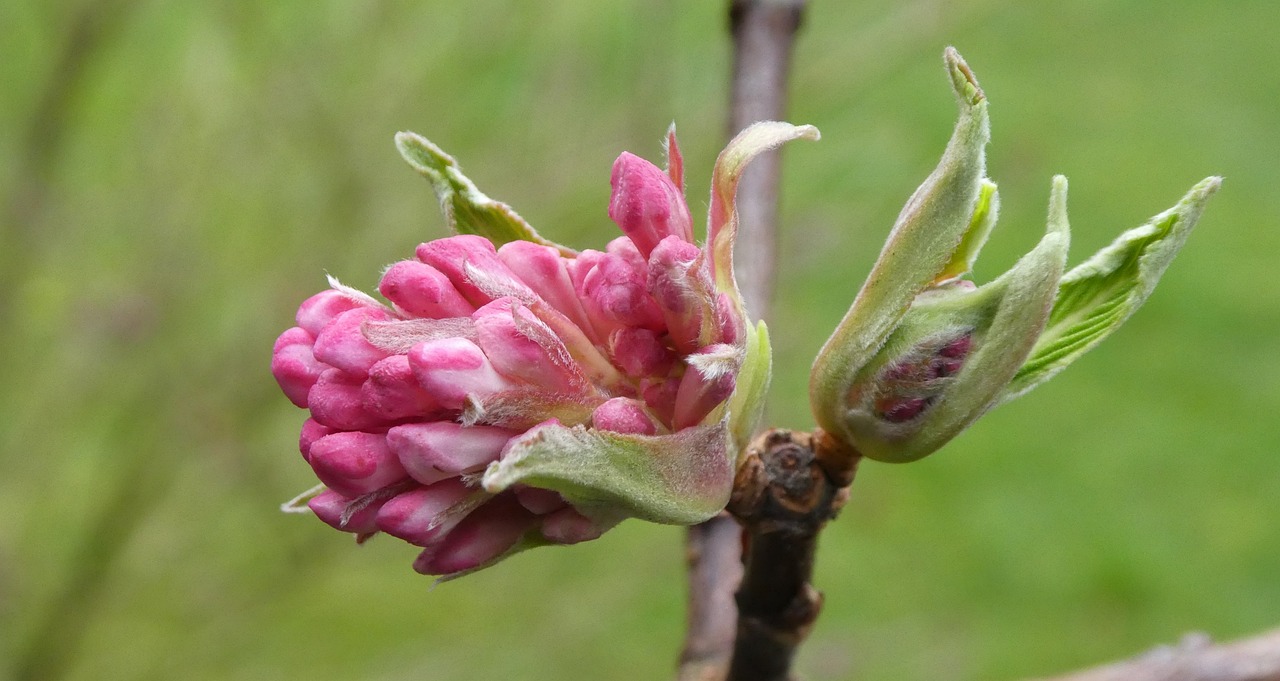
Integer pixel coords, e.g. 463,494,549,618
709,122,820,458
482,421,733,525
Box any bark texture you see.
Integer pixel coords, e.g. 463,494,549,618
1028,629,1280,681
725,430,855,681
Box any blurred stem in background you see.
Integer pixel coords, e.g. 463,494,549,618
679,2,806,681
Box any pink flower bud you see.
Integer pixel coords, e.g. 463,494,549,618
472,298,581,393
411,494,538,576
273,325,315,353
296,290,362,335
379,260,475,319
605,235,649,264
309,489,385,535
387,421,516,485
876,396,932,423
272,327,326,408
608,152,694,258
939,335,972,358
375,478,475,546
647,235,711,354
565,248,603,292
307,431,407,497
308,368,384,431
863,331,974,424
407,337,515,410
640,377,681,430
592,397,659,435
581,251,665,332
496,241,596,338
673,346,739,430
361,355,439,421
299,418,334,462
608,327,675,378
513,486,565,514
931,356,964,378
541,506,609,545
312,307,394,377
416,234,533,307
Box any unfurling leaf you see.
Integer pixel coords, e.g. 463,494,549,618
1002,176,1222,401
395,132,575,255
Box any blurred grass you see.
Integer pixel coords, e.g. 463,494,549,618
2,1,1277,680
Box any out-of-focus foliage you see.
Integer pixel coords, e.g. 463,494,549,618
1,2,1276,680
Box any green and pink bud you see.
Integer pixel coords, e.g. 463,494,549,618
273,122,818,578
809,48,1219,463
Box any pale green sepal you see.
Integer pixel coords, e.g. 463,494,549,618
707,121,820,311
280,483,327,514
726,320,772,463
810,48,989,442
1001,176,1221,401
937,180,1000,282
481,421,733,525
395,132,575,255
850,178,1069,462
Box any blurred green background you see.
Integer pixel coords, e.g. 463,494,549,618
2,1,1277,679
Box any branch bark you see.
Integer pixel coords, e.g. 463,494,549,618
1027,629,1280,681
725,430,855,681
676,2,808,680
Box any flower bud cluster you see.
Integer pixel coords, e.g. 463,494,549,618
272,135,745,576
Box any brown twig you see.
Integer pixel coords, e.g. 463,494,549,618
718,430,857,679
725,430,856,681
1026,629,1280,681
676,2,808,679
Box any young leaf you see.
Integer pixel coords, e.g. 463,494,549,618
395,132,575,255
708,121,820,312
936,180,1000,283
1001,176,1222,401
